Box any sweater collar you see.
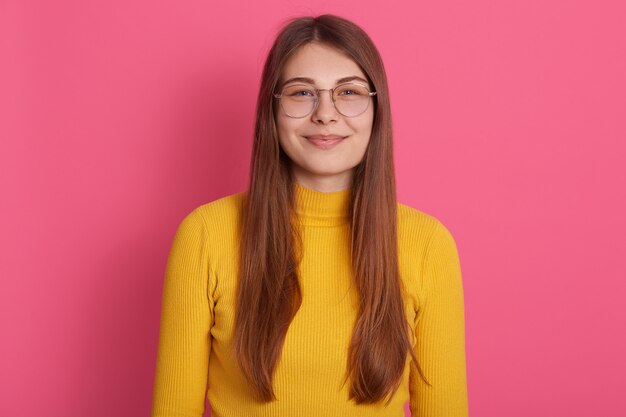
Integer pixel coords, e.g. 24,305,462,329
294,182,351,227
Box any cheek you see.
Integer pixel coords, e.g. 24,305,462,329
276,114,295,136
355,116,374,154
275,116,289,143
280,119,308,145
355,113,374,141
276,117,302,155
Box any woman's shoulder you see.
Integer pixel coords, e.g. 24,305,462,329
396,202,461,299
181,190,246,230
397,201,443,233
396,201,459,250
196,190,246,214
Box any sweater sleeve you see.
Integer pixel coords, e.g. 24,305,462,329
409,221,469,417
151,208,215,417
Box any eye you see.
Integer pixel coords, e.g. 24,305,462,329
283,85,316,98
337,84,368,96
292,90,314,97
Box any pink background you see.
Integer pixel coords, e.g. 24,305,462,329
1,0,625,416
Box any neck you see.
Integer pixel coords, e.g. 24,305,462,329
293,182,351,227
291,169,353,193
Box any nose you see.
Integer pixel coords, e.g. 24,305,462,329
311,89,339,123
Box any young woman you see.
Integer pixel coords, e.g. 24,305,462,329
151,14,468,417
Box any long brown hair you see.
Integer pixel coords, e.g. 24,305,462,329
234,14,429,404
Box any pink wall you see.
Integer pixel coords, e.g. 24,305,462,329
1,1,624,416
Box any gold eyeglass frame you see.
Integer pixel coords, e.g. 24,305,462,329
273,82,377,119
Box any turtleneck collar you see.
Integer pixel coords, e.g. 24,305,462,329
294,182,351,227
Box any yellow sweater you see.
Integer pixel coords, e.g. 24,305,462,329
151,183,468,417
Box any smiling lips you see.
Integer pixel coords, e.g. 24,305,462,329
305,135,345,149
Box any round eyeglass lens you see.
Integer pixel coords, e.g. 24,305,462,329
280,85,317,118
333,83,371,117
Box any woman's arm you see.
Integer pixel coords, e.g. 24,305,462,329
151,209,215,417
410,221,469,416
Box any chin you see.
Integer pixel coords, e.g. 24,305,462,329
303,164,356,178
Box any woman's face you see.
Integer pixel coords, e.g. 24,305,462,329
275,42,375,192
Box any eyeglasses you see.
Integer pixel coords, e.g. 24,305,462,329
273,82,377,118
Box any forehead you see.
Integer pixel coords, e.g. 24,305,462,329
280,43,367,85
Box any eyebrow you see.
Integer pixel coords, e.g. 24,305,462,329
282,76,369,86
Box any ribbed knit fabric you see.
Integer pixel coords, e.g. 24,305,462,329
151,182,468,417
